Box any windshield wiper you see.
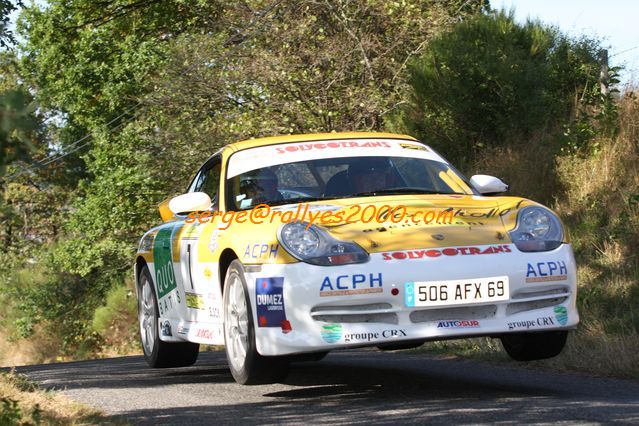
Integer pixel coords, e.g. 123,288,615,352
267,196,328,207
349,187,457,197
262,188,457,207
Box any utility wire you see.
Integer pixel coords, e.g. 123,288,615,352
3,105,141,182
43,114,138,165
610,45,639,58
36,102,141,168
3,1,285,184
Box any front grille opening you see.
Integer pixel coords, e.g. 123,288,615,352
410,304,497,323
506,297,568,316
511,287,569,300
313,313,398,324
311,303,398,324
311,303,392,313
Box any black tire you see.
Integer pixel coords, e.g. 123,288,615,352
138,265,199,368
377,341,424,351
500,330,568,361
223,260,289,385
287,351,329,363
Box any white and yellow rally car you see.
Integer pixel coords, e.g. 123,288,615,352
134,132,578,384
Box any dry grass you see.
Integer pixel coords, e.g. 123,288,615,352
537,325,639,378
471,136,562,206
414,329,639,380
424,94,639,379
0,324,75,367
0,371,125,425
0,334,45,368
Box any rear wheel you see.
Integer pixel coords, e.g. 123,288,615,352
500,330,568,361
223,260,289,384
138,265,199,368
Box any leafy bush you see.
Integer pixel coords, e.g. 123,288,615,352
0,250,105,362
92,283,139,354
397,10,601,166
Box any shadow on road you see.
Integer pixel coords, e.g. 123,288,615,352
10,350,639,425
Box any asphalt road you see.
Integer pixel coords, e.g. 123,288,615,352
12,349,639,425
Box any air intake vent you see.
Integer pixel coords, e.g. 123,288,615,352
410,305,497,323
311,303,398,324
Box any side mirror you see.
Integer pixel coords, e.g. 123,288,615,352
168,192,212,214
470,174,508,195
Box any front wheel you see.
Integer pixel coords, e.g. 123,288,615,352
500,330,568,361
223,260,289,385
138,265,199,368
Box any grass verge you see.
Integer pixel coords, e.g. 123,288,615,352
412,329,639,380
0,370,125,425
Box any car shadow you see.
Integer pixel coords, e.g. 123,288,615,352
9,349,639,425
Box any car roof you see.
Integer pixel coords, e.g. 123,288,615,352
224,131,419,153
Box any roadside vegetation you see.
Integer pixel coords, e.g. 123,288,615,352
395,11,639,379
0,371,119,425
0,1,637,380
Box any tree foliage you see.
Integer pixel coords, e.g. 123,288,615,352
397,10,601,165
0,0,20,48
1,0,486,357
141,0,487,191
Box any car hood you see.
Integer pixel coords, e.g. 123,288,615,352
278,195,530,254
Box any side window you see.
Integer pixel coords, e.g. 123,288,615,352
190,171,206,193
192,158,221,207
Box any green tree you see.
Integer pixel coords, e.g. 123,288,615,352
0,89,35,174
140,0,488,191
397,10,601,165
6,0,487,358
0,0,21,48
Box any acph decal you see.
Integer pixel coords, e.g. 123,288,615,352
320,273,383,297
244,243,279,261
526,261,568,283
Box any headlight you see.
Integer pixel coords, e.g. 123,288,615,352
508,206,564,252
277,222,369,266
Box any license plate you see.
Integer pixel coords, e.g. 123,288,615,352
405,276,509,307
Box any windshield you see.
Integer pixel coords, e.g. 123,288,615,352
226,139,473,210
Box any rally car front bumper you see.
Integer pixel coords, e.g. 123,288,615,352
244,243,579,356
